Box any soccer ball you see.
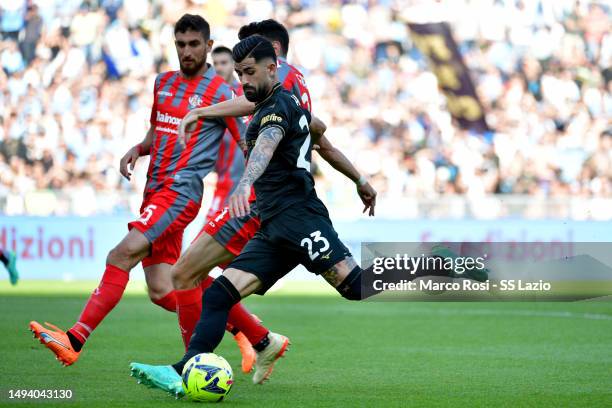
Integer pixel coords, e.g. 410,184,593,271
181,353,234,402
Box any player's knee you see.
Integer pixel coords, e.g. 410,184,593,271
147,282,172,302
336,266,362,301
147,290,163,303
107,241,141,265
203,276,241,311
171,264,193,290
106,246,119,264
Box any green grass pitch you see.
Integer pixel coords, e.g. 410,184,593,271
1,280,611,407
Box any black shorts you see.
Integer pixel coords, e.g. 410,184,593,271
227,197,351,294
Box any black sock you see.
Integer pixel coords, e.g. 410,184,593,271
67,331,83,352
0,251,8,266
172,276,241,374
337,266,379,300
253,333,270,352
355,266,380,299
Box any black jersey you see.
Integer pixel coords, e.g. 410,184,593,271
246,83,314,221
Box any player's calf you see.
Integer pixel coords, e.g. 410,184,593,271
171,256,202,291
335,266,364,300
321,257,369,301
323,257,381,301
144,263,177,312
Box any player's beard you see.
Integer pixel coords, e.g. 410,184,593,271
243,83,270,103
180,57,205,77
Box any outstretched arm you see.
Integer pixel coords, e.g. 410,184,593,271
228,126,284,218
309,115,327,140
315,134,377,216
194,95,255,117
180,97,326,146
180,96,255,145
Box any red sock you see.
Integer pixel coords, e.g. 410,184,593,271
177,276,223,349
68,264,129,345
228,302,269,346
152,291,177,312
176,286,202,349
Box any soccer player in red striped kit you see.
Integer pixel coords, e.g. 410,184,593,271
29,14,277,370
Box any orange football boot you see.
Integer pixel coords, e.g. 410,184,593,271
233,331,256,373
29,321,81,366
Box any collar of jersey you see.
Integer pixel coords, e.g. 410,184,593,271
179,63,215,81
254,82,282,112
203,64,216,79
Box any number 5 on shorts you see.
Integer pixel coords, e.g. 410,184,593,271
300,230,330,260
138,204,158,225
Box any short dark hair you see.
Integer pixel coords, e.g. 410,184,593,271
174,14,210,40
211,46,233,57
232,35,277,64
238,19,289,57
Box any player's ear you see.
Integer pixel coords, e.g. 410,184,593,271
267,60,277,76
271,41,282,57
206,39,214,53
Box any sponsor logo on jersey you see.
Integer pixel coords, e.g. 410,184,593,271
188,94,203,109
260,113,283,126
156,111,181,126
158,91,173,97
154,126,178,134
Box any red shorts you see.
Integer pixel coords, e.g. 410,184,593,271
198,202,260,257
128,189,200,267
205,186,231,222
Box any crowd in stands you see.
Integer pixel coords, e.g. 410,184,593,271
0,0,610,219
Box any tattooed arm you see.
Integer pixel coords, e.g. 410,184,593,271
227,125,284,218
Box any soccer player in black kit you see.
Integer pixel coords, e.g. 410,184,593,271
129,35,375,396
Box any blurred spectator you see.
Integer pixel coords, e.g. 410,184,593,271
0,0,25,41
20,4,43,64
1,40,25,74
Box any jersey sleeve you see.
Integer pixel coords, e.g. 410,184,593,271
223,113,246,146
